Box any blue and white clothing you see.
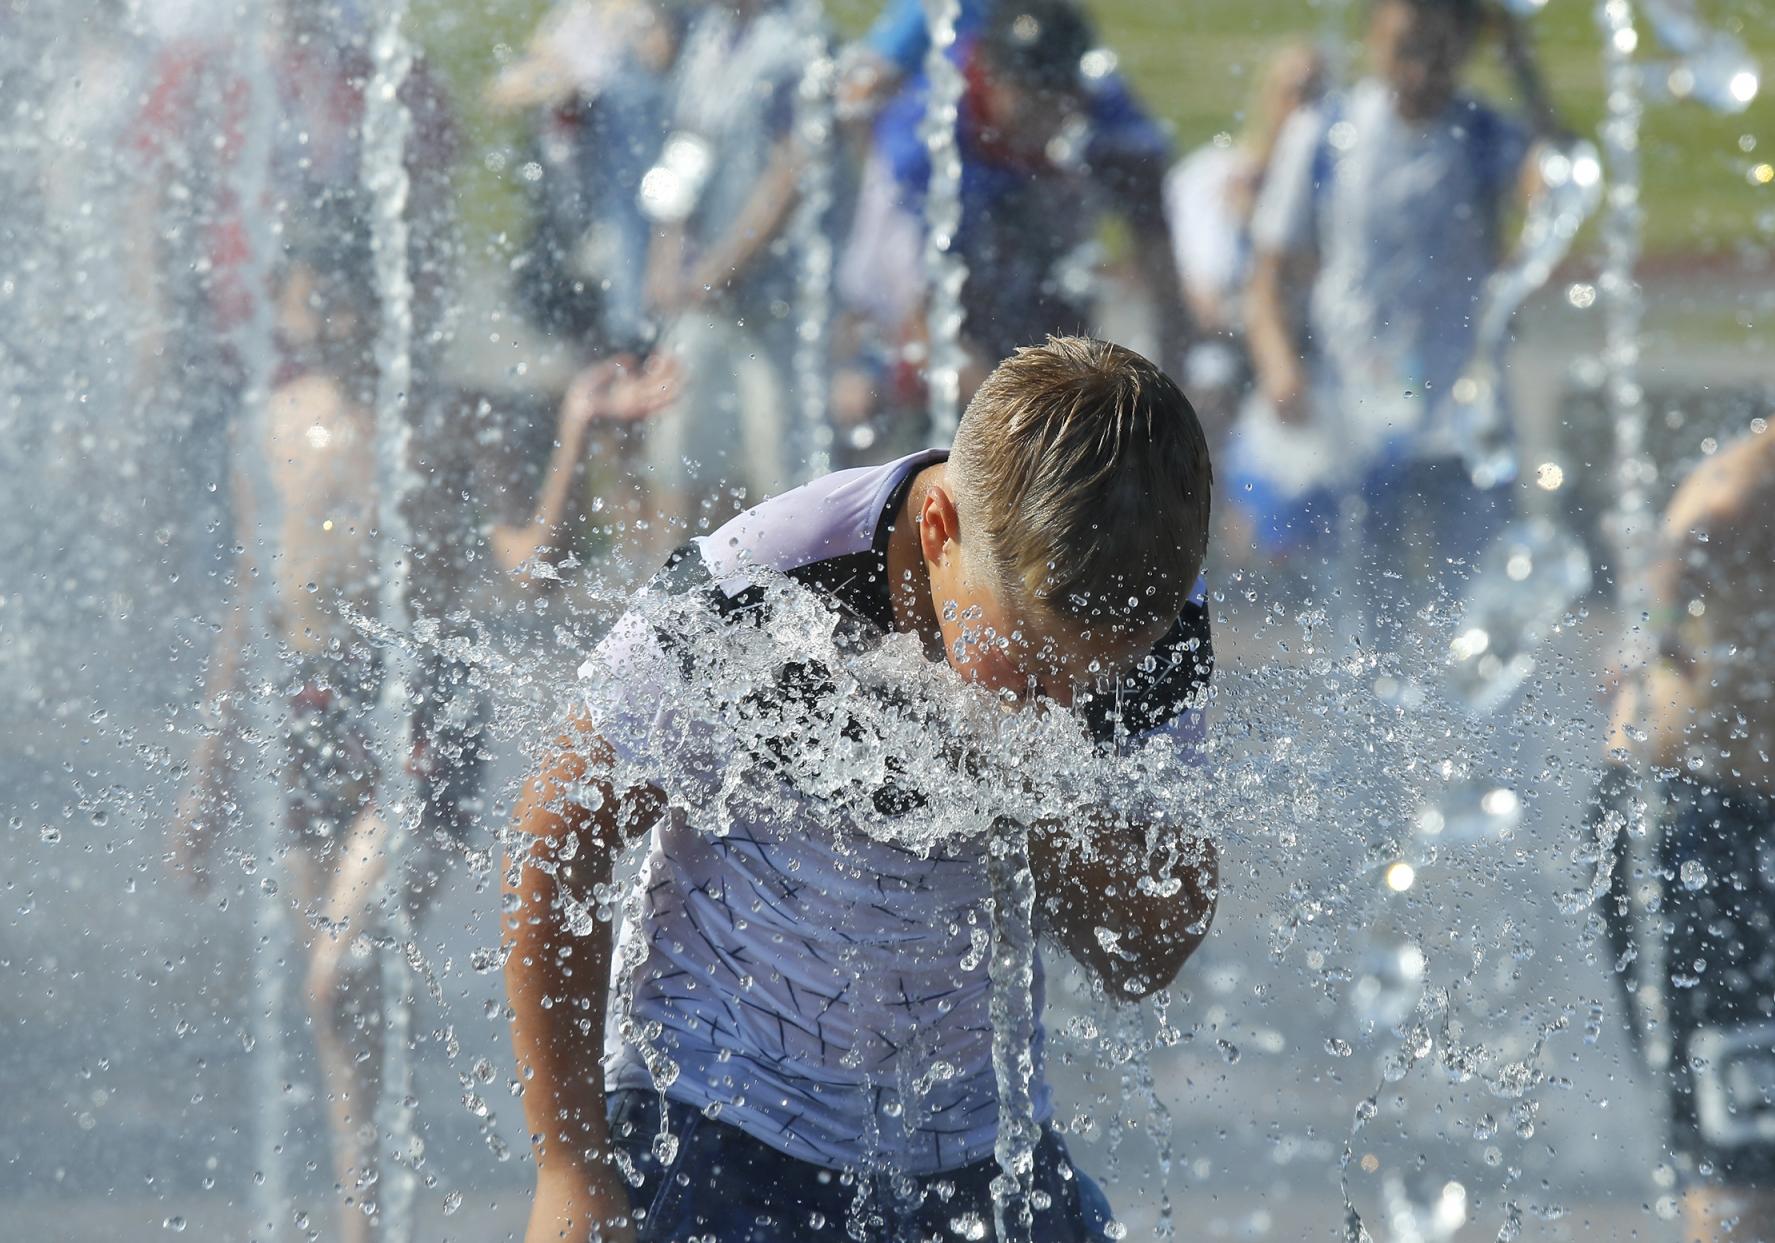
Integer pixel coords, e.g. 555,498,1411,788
868,46,1171,358
1250,78,1530,461
584,451,1212,1174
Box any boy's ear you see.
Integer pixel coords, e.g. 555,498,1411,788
919,485,961,565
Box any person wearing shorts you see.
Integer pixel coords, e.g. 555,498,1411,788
1601,423,1775,1240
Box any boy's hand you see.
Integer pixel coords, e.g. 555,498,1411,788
526,1165,637,1243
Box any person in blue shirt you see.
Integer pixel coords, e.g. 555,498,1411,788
859,0,1194,402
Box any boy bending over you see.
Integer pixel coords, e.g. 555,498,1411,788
505,336,1219,1242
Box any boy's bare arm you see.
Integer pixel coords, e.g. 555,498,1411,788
1244,248,1311,421
1029,812,1217,1000
504,716,662,1243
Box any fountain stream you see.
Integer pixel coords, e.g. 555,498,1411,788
229,3,294,1236
361,3,425,1236
919,0,968,442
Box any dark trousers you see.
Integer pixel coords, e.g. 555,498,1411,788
605,1090,1117,1243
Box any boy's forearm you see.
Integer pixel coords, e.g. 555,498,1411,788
1030,815,1217,999
504,755,635,1240
1244,253,1302,389
505,733,616,1157
505,835,615,1167
489,427,591,577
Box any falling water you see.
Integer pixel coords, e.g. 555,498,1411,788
791,1,836,481
1597,0,1662,1084
1452,140,1603,490
1593,0,1763,1085
919,0,968,441
229,2,293,1236
987,818,1038,1243
361,2,424,1236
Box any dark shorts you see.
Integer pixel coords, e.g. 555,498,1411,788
409,655,491,844
1660,783,1775,1184
285,651,489,849
286,653,381,847
605,1090,1117,1243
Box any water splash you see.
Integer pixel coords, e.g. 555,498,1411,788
1594,0,1666,1075
919,0,969,441
790,3,837,482
361,2,425,1235
1453,142,1603,490
1637,0,1760,113
987,818,1038,1243
211,1,295,1234
1443,520,1592,716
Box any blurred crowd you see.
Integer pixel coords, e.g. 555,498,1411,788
80,0,1586,608
9,0,1774,1239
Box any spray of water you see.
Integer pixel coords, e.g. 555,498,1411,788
791,2,837,482
919,0,969,442
361,2,425,1235
224,4,294,1236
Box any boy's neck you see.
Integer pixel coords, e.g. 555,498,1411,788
886,462,947,659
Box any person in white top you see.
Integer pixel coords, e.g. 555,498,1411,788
1241,0,1558,626
504,337,1218,1243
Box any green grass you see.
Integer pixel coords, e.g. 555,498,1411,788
412,0,1775,257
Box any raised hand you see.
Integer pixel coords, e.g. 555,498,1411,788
560,352,685,438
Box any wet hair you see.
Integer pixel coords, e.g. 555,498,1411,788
978,0,1096,96
948,336,1212,633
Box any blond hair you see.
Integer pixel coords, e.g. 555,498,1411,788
948,336,1211,632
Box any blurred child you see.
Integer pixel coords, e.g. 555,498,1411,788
640,0,818,548
176,236,407,1243
1241,0,1556,625
851,0,1195,425
1599,424,1775,1243
489,0,681,353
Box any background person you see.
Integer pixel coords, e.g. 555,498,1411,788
1600,424,1775,1243
639,0,822,549
853,0,1196,425
489,0,682,356
174,235,456,1243
1162,42,1325,448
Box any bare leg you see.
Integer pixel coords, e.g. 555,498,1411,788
1685,1187,1775,1242
304,808,392,1243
